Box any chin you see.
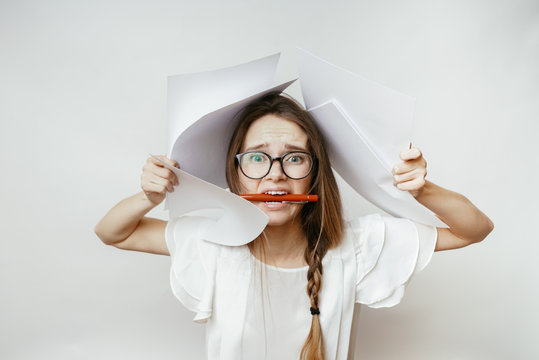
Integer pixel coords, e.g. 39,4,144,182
260,206,302,227
266,217,291,227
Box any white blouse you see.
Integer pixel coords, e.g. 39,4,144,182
165,214,437,360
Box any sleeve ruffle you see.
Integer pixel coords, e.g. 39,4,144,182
352,214,437,308
165,215,220,323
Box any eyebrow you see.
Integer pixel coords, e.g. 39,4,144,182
244,143,309,152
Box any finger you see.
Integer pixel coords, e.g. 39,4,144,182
143,181,167,194
142,169,175,191
399,147,422,161
149,177,174,193
396,177,426,191
147,156,165,167
158,155,180,169
393,161,417,175
148,155,180,169
154,175,175,192
143,163,179,185
157,168,178,186
153,167,177,183
393,157,427,175
393,168,427,184
172,173,179,186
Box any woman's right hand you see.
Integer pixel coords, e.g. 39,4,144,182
141,155,180,205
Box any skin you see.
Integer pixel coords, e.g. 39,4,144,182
237,115,313,267
94,115,494,260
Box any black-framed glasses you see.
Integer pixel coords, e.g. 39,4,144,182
235,151,315,180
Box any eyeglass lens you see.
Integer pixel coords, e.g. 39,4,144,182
239,151,313,179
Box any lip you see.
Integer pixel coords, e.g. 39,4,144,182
260,201,288,211
259,187,291,194
257,187,291,211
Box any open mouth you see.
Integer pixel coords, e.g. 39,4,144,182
264,191,288,203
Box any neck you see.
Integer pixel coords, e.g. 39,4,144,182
253,220,308,268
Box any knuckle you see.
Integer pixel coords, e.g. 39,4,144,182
399,150,407,159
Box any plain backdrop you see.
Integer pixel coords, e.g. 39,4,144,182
1,0,538,359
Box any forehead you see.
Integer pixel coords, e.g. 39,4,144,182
242,114,308,151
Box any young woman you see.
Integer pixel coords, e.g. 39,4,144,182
95,93,493,360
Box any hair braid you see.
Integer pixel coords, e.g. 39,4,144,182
307,250,323,308
300,246,325,360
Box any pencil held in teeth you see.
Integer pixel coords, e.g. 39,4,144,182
240,194,319,202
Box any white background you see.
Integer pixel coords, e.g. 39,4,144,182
1,0,538,359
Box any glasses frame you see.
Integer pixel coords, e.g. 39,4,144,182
235,150,315,180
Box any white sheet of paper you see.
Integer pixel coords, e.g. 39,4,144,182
297,48,415,171
164,54,294,245
308,101,446,227
167,53,280,153
169,80,295,188
153,156,268,246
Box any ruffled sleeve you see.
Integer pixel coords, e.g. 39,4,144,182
352,214,437,308
165,215,220,323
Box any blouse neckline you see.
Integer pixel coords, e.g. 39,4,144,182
250,252,309,272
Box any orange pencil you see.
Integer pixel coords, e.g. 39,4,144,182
240,194,318,202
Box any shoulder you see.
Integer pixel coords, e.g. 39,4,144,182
345,214,436,262
165,215,249,264
344,214,437,308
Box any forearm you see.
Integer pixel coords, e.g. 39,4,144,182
415,181,494,243
94,191,157,245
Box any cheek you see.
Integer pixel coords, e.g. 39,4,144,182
299,175,314,194
237,171,259,193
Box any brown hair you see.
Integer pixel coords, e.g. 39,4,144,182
226,92,344,360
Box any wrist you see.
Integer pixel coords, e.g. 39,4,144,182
414,180,434,202
138,191,162,212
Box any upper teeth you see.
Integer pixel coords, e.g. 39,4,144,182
265,191,288,195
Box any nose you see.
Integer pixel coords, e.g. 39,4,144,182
265,158,287,180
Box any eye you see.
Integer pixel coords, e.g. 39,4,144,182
289,156,301,163
246,152,266,163
285,153,307,164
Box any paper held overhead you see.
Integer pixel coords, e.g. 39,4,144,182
167,53,281,153
169,80,296,189
297,47,415,171
164,53,296,245
298,48,446,227
164,49,447,244
308,101,446,227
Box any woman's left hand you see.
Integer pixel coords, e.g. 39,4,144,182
392,147,427,198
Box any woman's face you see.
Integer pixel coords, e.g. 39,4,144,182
238,114,312,227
